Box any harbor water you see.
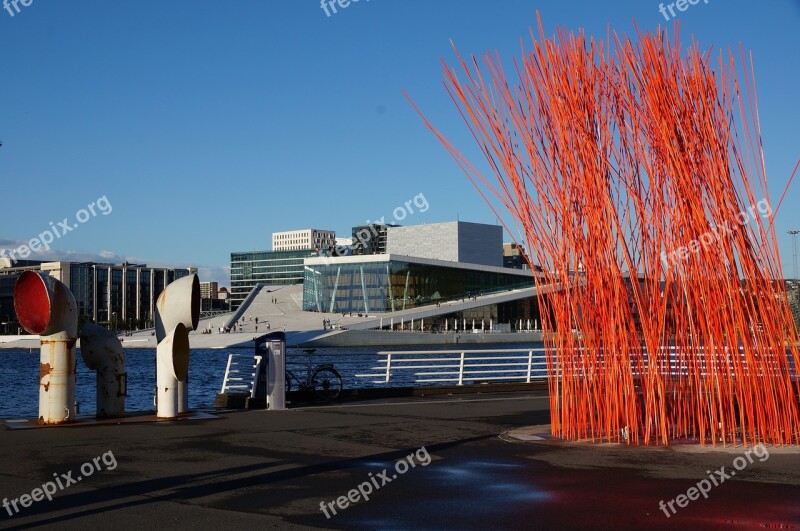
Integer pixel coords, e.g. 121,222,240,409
0,343,545,419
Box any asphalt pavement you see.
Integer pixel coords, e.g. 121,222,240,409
1,392,799,530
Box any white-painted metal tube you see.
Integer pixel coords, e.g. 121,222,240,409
177,375,189,413
14,271,78,425
155,273,199,414
38,337,75,424
155,274,200,342
79,323,126,419
157,323,190,418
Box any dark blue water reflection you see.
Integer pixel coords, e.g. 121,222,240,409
0,343,545,418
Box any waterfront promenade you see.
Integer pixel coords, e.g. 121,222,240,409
0,283,547,350
2,392,799,530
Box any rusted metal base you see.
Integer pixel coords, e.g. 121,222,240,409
4,411,218,430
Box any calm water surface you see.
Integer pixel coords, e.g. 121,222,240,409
0,343,544,419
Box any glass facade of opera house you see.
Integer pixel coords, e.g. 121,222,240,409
303,256,535,314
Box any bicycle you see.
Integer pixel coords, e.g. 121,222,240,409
285,349,343,401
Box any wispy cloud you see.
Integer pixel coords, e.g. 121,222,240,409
0,238,126,264
0,240,231,287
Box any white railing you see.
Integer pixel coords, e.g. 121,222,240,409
220,353,263,396
355,348,550,386
353,346,797,386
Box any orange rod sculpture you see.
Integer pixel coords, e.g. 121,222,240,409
409,16,800,446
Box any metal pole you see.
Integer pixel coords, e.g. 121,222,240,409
789,230,799,282
385,353,392,384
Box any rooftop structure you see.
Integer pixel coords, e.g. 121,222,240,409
351,223,397,255
386,221,503,267
503,242,532,270
272,229,336,252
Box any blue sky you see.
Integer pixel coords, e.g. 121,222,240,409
1,0,798,285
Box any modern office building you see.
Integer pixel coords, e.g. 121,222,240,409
272,229,336,252
386,221,503,267
334,237,353,255
201,284,231,312
0,260,196,329
303,253,536,314
231,229,344,309
200,281,219,300
503,242,532,270
351,224,396,255
230,250,315,309
0,259,41,331
781,280,799,333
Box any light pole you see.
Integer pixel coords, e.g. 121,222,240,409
789,230,799,284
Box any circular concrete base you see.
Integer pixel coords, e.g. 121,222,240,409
501,425,800,485
502,425,800,454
